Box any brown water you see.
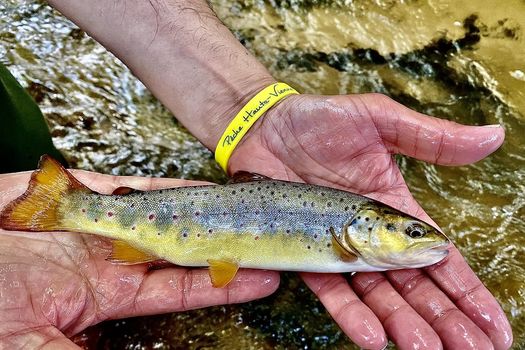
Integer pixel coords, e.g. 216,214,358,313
1,0,524,348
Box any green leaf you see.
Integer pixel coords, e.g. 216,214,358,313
0,63,68,173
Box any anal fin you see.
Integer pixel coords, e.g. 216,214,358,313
107,240,158,265
207,259,239,288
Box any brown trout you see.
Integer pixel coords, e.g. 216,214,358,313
0,156,449,287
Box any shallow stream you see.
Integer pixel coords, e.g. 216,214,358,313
1,0,524,348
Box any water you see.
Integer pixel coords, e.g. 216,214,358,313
1,0,524,348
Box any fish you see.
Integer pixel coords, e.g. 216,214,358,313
0,155,449,288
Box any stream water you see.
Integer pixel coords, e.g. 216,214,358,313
1,0,524,348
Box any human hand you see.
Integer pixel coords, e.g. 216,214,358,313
229,93,512,350
0,171,279,349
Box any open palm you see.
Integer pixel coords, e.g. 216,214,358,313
0,172,279,349
230,93,512,349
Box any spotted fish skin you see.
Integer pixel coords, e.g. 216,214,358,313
63,180,373,272
0,156,449,279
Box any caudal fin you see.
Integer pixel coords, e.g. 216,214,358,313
0,155,90,231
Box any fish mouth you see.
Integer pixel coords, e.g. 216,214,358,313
389,241,451,268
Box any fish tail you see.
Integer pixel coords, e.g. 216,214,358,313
0,155,91,231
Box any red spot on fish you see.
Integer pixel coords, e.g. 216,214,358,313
255,236,259,240
107,212,114,217
148,214,155,221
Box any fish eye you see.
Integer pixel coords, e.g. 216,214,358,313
405,223,427,238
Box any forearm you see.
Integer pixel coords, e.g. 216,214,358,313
47,0,275,149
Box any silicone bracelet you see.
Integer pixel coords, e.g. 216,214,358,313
214,82,299,172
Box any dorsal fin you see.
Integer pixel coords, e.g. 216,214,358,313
227,171,271,184
329,227,358,262
112,186,140,195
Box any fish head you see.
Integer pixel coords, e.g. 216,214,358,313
339,205,450,269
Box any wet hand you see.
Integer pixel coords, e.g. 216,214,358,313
229,93,512,350
0,172,279,349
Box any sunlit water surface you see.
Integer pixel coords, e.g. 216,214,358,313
1,0,524,348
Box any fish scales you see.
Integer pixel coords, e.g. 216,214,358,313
0,156,449,287
63,180,373,272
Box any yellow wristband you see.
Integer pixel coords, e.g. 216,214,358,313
214,82,299,172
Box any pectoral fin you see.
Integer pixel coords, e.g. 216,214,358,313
207,259,239,288
107,240,157,264
330,227,358,262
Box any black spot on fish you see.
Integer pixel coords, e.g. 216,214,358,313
197,233,201,237
195,211,200,216
270,191,275,195
376,217,380,220
257,187,261,191
321,192,325,196
314,234,318,239
94,219,98,223
307,245,311,249
282,194,287,198
81,208,86,213
327,243,331,247
240,188,245,192
173,214,178,220
132,226,136,230
183,232,188,237
357,216,361,220
303,201,307,207
344,206,349,211
286,229,290,233
208,229,213,233
339,198,344,203
216,194,220,199
298,194,302,198
365,217,370,222
386,223,396,231
232,190,236,195
368,227,373,231
352,205,356,210
249,189,253,193
327,202,332,207
130,203,135,208
157,232,161,235
318,248,322,252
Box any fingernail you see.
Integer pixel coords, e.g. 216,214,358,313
482,124,501,128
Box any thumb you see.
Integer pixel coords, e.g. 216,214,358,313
363,94,505,165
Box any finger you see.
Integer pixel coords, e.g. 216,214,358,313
359,94,505,165
351,272,442,349
300,272,387,350
386,268,494,350
106,267,279,319
425,246,513,350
